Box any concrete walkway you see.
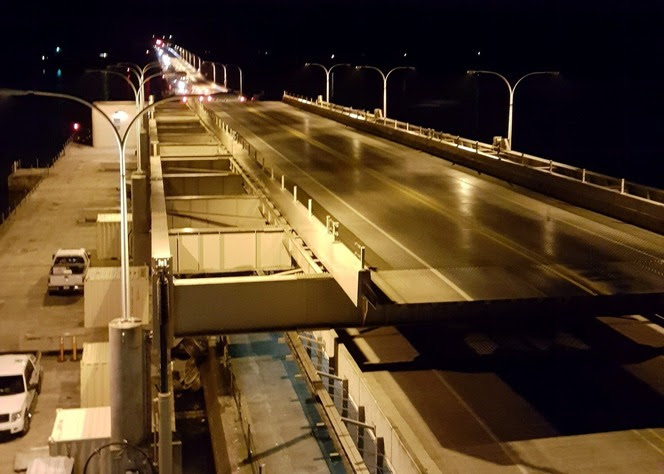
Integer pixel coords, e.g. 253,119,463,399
0,143,124,352
229,333,335,473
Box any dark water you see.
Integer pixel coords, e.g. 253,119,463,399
2,3,663,215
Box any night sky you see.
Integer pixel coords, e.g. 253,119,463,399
1,0,663,206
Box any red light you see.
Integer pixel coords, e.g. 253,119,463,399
156,39,163,46
73,123,80,131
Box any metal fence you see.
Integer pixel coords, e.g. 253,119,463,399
299,332,396,474
1,133,79,226
283,92,664,206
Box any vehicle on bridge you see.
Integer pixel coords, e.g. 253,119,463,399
0,352,42,436
47,248,90,294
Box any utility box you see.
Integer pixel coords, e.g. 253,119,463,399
49,406,111,474
84,266,150,327
96,213,133,260
80,342,110,408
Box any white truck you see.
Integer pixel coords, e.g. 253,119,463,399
48,248,90,294
0,353,42,436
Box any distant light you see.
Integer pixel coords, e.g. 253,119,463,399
55,46,61,53
198,96,204,102
239,96,247,103
207,96,212,102
146,49,150,54
331,54,335,59
156,39,163,46
403,53,408,57
181,97,188,103
56,69,62,78
99,52,108,58
169,35,172,39
73,123,80,131
477,51,481,56
42,69,46,75
41,55,45,61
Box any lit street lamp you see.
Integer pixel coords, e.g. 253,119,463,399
0,89,220,323
467,69,559,148
205,61,228,89
355,65,415,118
304,62,350,103
227,64,243,97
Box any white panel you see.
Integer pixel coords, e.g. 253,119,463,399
80,342,110,408
259,232,287,269
201,233,221,272
169,235,179,272
224,233,256,270
179,234,200,272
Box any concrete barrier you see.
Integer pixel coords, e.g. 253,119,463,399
283,95,663,235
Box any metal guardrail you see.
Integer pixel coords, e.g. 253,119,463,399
283,92,664,206
1,133,78,226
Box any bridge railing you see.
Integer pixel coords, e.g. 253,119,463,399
283,92,664,206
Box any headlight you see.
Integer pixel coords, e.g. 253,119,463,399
11,411,22,422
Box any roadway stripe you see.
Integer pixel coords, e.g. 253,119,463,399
632,429,664,457
248,106,600,297
432,371,530,474
214,107,473,301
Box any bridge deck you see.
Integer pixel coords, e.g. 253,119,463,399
211,101,663,312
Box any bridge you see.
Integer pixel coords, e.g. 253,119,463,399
1,41,662,473
132,42,664,473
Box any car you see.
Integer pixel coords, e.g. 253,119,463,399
0,353,42,436
48,248,90,294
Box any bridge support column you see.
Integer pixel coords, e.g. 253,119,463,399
109,317,149,471
140,129,150,175
153,258,174,474
131,171,151,266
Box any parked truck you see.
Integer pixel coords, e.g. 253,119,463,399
48,248,90,294
0,352,43,436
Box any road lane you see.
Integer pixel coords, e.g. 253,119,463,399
211,101,663,302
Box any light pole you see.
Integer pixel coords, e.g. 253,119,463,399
0,89,219,322
87,69,144,173
224,64,243,96
467,69,559,147
304,62,350,103
355,65,414,118
202,61,227,89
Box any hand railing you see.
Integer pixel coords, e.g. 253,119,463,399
283,92,663,206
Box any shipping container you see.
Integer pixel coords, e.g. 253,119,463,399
26,456,74,474
84,266,150,328
80,342,109,408
49,406,111,474
96,213,133,260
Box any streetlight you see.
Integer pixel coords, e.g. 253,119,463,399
203,61,228,89
355,65,415,118
0,89,222,322
467,70,559,148
226,64,243,96
86,69,139,106
304,63,350,103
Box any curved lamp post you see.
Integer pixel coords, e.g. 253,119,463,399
202,61,228,89
467,70,559,147
355,65,415,118
304,62,350,103
86,69,139,107
226,64,243,96
0,89,217,321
